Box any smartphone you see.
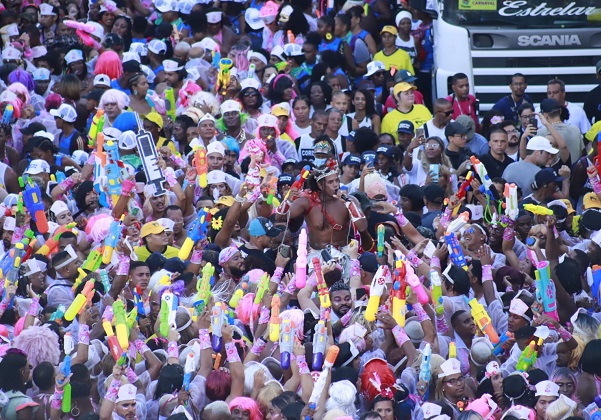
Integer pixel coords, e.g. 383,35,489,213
321,249,333,263
415,127,425,138
279,245,291,258
430,164,440,183
364,153,376,167
356,288,367,300
529,116,537,127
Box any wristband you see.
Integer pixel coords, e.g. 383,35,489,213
190,249,203,264
27,296,40,317
503,226,515,241
78,324,90,345
135,339,151,355
0,299,10,316
394,210,409,228
285,277,297,295
251,337,267,355
275,200,291,215
11,226,26,244
436,314,449,334
58,177,76,191
168,341,179,359
350,259,360,278
296,354,310,375
594,183,601,195
235,194,246,203
86,152,96,165
430,256,441,269
320,307,331,321
164,167,177,187
271,267,284,285
51,389,64,410
259,307,270,324
412,303,430,322
225,341,241,363
392,325,409,347
121,179,135,195
125,367,139,384
105,379,120,402
407,250,422,267
339,310,352,327
170,153,187,169
116,254,130,276
199,329,211,349
482,265,493,283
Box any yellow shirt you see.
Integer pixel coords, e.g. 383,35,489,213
156,136,178,155
374,49,414,74
381,106,433,142
135,245,180,262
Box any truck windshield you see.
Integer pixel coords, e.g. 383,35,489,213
441,0,601,28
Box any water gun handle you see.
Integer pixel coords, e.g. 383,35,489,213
377,225,385,258
407,274,429,305
62,383,72,413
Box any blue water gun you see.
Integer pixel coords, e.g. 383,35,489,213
535,261,558,321
592,265,601,309
102,216,123,265
2,242,26,308
1,104,13,127
591,396,601,420
20,176,49,234
104,140,128,201
134,284,145,319
178,208,210,260
444,231,468,271
493,331,514,356
419,343,432,399
183,352,195,391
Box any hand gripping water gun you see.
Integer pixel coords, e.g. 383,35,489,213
313,258,331,308
160,291,178,338
183,352,195,391
406,265,429,305
465,297,499,344
111,179,135,220
266,175,278,205
523,203,554,217
61,332,74,413
36,223,77,256
295,229,308,289
279,319,294,369
391,255,407,327
470,156,494,197
312,320,327,370
0,104,13,127
134,113,167,197
377,224,385,258
365,264,389,322
429,270,444,315
133,284,145,318
211,303,226,352
504,183,518,220
308,346,340,406
456,171,474,201
419,343,432,384
445,231,468,271
269,294,281,342
211,47,221,68
65,279,95,322
254,272,271,305
193,147,208,188
19,176,48,233
516,340,537,372
493,331,514,356
178,208,210,260
50,305,66,324
2,242,26,307
447,211,470,233
217,58,234,96
113,300,129,350
102,216,123,264
164,88,176,121
535,261,559,321
284,166,311,201
102,308,123,361
83,248,103,273
87,109,105,148
194,263,214,313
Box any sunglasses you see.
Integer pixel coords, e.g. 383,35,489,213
243,91,259,97
439,110,453,116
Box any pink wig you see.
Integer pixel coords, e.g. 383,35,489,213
13,325,60,368
178,80,201,108
45,93,63,112
86,213,112,240
94,51,123,80
229,397,263,420
238,138,271,165
235,293,260,326
99,89,128,111
241,269,266,285
279,309,304,340
206,369,232,401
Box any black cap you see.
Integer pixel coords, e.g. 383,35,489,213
85,89,104,102
351,191,372,213
164,257,186,274
123,60,141,73
582,209,601,231
147,252,167,273
534,168,563,188
540,98,561,113
445,121,468,138
423,184,445,204
397,120,415,134
277,174,294,186
359,252,378,274
21,122,46,135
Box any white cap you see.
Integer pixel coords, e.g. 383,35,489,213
509,297,530,318
258,113,278,128
484,361,500,379
39,3,56,15
129,42,148,57
25,159,51,175
206,11,222,23
163,59,183,72
155,0,177,13
50,201,70,216
50,104,77,123
0,91,16,103
220,99,241,115
526,136,559,154
3,217,15,231
178,0,195,14
64,49,83,65
199,113,216,124
207,142,225,157
102,127,122,141
72,150,89,166
395,10,412,26
33,131,54,142
365,60,386,77
23,259,47,276
207,170,226,184
115,384,136,403
157,218,175,232
470,337,493,366
148,39,167,55
140,65,156,85
198,37,218,52
283,43,303,57
245,8,264,30
86,21,105,40
30,46,47,59
3,194,18,207
278,5,294,22
122,51,141,63
240,78,261,91
534,380,560,397
270,45,285,61
422,402,442,419
2,46,21,61
0,24,19,37
32,67,50,81
119,130,137,150
93,74,111,87
438,358,461,379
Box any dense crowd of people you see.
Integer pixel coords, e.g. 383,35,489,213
0,0,599,419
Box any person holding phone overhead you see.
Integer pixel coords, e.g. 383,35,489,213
403,134,456,192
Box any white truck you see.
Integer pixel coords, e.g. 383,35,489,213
431,0,601,112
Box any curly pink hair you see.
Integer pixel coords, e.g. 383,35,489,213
238,138,271,165
229,397,263,420
235,293,260,326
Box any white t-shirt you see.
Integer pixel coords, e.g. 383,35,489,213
566,101,591,134
424,119,449,146
297,134,317,161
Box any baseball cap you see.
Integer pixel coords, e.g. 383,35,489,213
534,168,563,187
245,8,264,30
444,121,468,138
145,111,164,129
249,217,282,237
455,115,476,140
540,98,561,113
206,10,222,23
154,0,176,13
583,192,601,210
148,39,167,55
376,145,394,158
25,159,51,175
397,120,414,134
141,221,165,238
358,79,376,91
65,49,84,65
359,252,377,274
559,199,576,214
342,154,361,166
380,25,398,36
32,67,50,81
365,61,385,78
93,74,111,87
526,136,559,154
277,174,294,186
50,104,77,123
21,122,46,135
271,102,290,117
394,69,417,83
393,82,416,96
423,184,445,204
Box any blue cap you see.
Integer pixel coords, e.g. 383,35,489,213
249,217,282,237
397,120,414,134
278,174,294,185
376,145,394,158
342,154,361,166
